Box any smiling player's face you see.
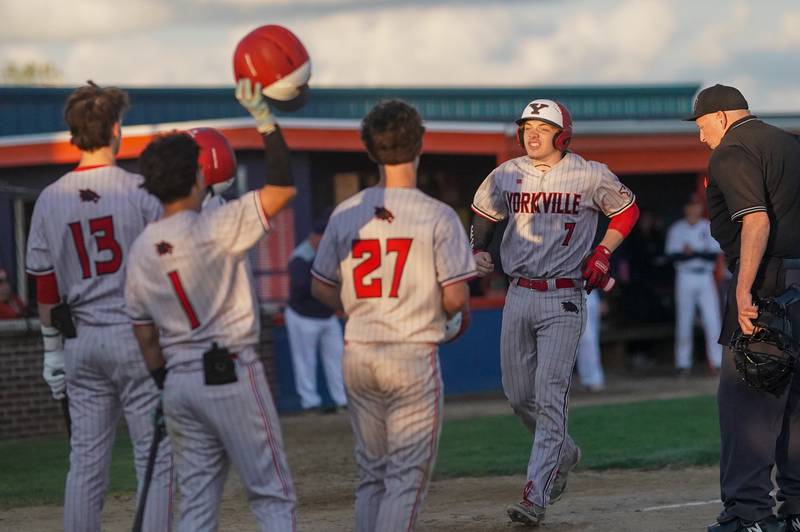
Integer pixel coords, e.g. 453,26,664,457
522,120,560,162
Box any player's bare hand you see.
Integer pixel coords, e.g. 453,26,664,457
473,251,494,277
736,289,759,335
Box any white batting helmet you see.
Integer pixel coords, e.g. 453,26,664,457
516,99,573,151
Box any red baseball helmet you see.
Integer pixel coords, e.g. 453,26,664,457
233,25,311,112
187,127,237,195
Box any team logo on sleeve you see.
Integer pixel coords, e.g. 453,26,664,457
618,185,632,199
374,206,395,223
155,241,174,256
79,189,101,203
561,301,579,314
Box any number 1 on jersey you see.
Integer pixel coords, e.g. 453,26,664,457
168,270,200,329
352,238,412,299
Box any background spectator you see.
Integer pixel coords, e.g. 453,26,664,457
0,268,26,319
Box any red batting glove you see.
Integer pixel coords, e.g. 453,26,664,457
582,245,611,294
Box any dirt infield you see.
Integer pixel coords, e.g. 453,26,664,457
0,375,722,531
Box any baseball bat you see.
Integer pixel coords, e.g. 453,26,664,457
602,276,616,292
132,407,166,532
60,395,71,439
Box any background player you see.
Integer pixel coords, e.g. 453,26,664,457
576,290,605,392
310,100,476,532
470,99,639,526
25,82,172,532
665,193,723,376
124,79,297,532
286,213,348,413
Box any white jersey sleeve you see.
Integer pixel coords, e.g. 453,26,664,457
590,164,635,217
435,209,477,286
124,246,153,325
311,221,342,286
204,191,271,255
26,200,54,276
471,170,508,222
665,222,683,255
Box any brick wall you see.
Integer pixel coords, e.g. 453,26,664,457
0,316,277,441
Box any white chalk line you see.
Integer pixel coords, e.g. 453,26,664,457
641,499,720,512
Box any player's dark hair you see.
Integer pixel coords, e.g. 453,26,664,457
360,100,425,165
63,80,130,151
139,132,200,204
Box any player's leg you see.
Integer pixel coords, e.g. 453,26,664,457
318,315,347,408
215,356,296,532
576,291,604,390
285,307,323,409
343,342,388,532
62,330,121,532
500,283,539,434
375,345,442,532
164,368,231,532
674,273,695,371
112,326,174,532
697,275,723,371
523,288,584,509
775,364,800,524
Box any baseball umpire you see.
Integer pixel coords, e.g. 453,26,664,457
470,99,639,526
686,85,800,532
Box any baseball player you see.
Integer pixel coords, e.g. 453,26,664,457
470,99,639,526
310,100,476,532
665,193,723,376
124,79,297,532
25,82,173,532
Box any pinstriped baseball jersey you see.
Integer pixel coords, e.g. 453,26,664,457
665,218,721,274
311,187,476,343
124,191,270,368
26,165,161,325
471,153,634,279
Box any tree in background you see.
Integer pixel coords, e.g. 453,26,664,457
2,61,61,85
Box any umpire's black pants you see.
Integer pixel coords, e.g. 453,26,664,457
718,347,800,522
717,259,800,523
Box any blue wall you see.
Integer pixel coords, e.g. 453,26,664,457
271,308,504,412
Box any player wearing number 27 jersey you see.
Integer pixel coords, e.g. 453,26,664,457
311,100,476,532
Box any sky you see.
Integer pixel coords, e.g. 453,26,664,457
2,0,799,112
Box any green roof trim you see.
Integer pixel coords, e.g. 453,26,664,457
0,84,699,137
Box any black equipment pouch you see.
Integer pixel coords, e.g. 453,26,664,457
203,343,238,386
51,302,77,339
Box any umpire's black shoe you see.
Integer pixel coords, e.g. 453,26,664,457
707,515,785,532
780,514,800,532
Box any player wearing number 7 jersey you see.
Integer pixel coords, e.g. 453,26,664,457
25,82,172,532
470,99,639,526
124,78,297,532
311,100,477,532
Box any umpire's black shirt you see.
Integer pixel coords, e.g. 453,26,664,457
706,115,800,261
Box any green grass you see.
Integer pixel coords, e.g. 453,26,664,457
0,395,720,508
436,394,720,478
0,433,137,509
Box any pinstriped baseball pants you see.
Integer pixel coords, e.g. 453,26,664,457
343,342,443,532
63,324,174,532
163,351,296,532
500,283,585,508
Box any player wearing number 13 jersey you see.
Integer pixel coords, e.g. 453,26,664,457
311,101,476,532
25,82,172,532
470,99,639,526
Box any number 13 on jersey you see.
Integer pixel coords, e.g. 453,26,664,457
352,238,413,299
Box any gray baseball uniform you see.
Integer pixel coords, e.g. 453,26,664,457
25,164,173,532
471,153,634,508
124,190,296,532
311,187,476,532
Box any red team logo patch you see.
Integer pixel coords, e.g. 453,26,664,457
79,188,101,203
155,241,174,256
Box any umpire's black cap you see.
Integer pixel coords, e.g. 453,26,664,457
683,84,749,121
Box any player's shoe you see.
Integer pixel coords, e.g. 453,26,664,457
780,514,800,532
506,500,545,526
549,446,582,504
706,515,785,532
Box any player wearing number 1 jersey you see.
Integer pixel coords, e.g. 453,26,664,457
124,79,297,532
311,100,476,532
470,99,639,526
25,82,172,532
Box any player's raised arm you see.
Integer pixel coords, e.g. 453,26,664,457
235,78,296,218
